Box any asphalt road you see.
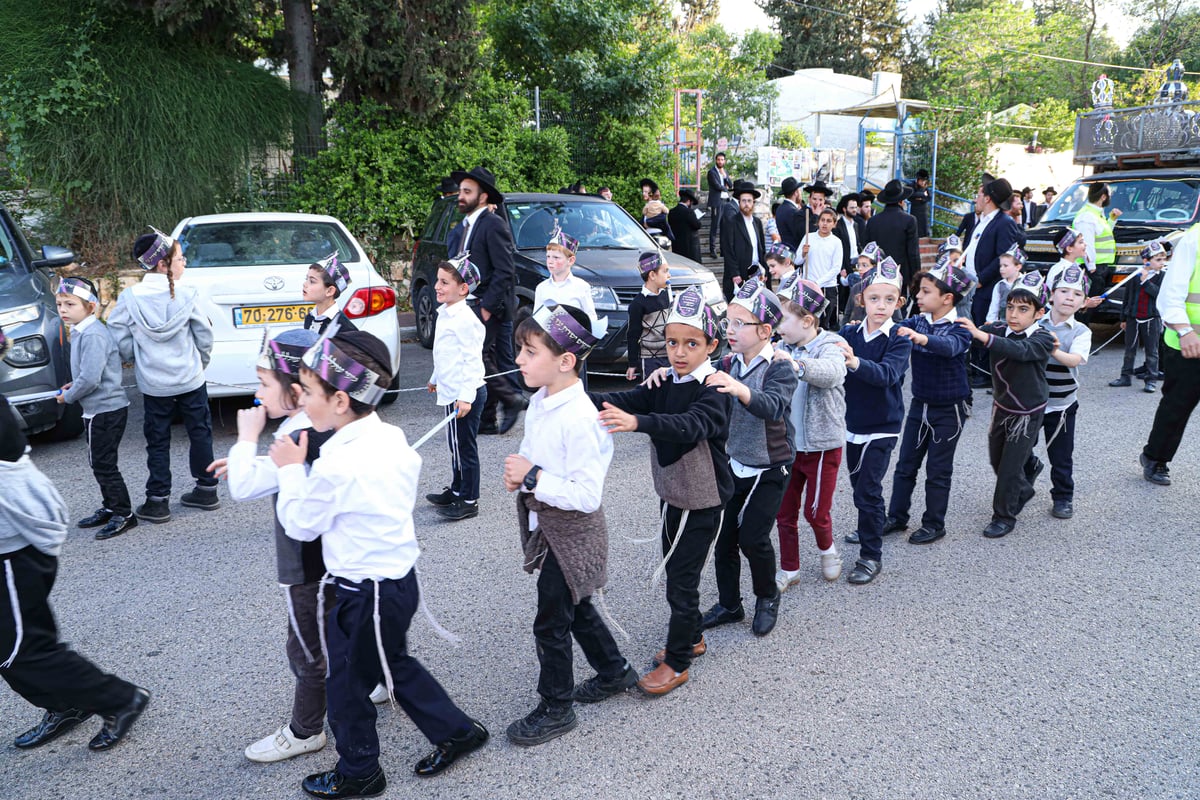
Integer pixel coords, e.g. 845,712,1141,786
3,331,1197,800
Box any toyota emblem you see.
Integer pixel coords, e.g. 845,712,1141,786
264,276,285,291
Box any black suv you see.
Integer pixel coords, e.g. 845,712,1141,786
409,193,726,362
0,202,81,436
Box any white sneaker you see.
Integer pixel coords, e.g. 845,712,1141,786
820,550,842,581
775,568,803,592
244,725,327,763
369,683,390,704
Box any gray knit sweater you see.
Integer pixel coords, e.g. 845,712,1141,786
0,453,69,557
781,329,848,452
60,317,129,415
724,349,798,469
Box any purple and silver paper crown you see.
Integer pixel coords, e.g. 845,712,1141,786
1003,244,1027,267
531,302,608,357
1051,264,1090,295
257,328,320,375
56,277,98,305
731,278,783,327
301,333,386,405
1140,240,1167,261
666,286,719,340
137,227,174,271
859,242,884,265
938,235,963,255
926,261,972,296
445,253,481,292
865,257,904,290
1055,228,1081,255
765,242,793,263
548,223,579,255
1012,271,1048,307
638,251,663,278
776,270,800,301
314,252,351,293
789,278,829,316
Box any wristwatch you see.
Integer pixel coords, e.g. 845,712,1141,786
523,465,542,491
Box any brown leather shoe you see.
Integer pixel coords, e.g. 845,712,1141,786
638,663,688,696
652,637,706,667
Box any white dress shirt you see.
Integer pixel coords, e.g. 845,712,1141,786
799,231,843,288
459,206,487,254
518,380,613,530
533,274,597,319
842,215,860,260
277,413,421,582
1158,222,1199,327
742,214,760,267
963,209,999,275
429,299,486,405
226,411,311,501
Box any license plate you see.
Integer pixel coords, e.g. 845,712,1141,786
233,304,313,327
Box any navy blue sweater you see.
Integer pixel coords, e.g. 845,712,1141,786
839,322,912,436
896,312,972,404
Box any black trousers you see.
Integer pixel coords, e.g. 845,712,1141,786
447,385,486,502
534,549,625,709
325,572,472,779
708,197,731,254
0,546,136,718
477,311,521,426
1144,345,1200,464
142,386,216,498
820,286,839,330
86,408,132,517
846,437,898,562
888,400,968,533
285,581,335,739
661,503,721,673
911,201,930,238
714,467,787,609
988,409,1043,523
1026,402,1077,503
1121,318,1162,379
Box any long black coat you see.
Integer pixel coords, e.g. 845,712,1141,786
833,214,866,273
447,209,516,320
720,212,766,300
668,203,703,263
865,205,921,289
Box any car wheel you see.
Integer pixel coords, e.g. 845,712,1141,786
45,400,84,441
415,283,437,349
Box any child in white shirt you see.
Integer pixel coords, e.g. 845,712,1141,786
534,227,596,318
986,245,1025,324
799,208,843,326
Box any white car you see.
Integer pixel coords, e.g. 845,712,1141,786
171,212,401,399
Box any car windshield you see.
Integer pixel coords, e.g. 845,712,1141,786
0,222,23,293
506,200,658,250
1041,178,1200,228
177,221,357,267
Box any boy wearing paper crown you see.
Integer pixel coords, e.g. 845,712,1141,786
536,225,597,388
592,288,732,696
53,277,134,540
502,303,635,743
986,244,1026,324
699,279,797,636
1022,264,1094,520
883,262,974,545
302,253,357,336
1047,228,1087,289
272,328,488,797
425,256,488,521
765,242,797,293
625,251,672,381
1110,241,1167,392
836,258,912,584
957,272,1057,538
840,241,883,326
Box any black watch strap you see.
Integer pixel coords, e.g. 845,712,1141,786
523,465,541,491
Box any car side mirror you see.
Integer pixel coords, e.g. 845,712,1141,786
32,245,76,270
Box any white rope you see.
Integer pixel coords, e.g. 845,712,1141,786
371,580,398,711
1,560,24,670
593,588,630,642
1089,329,1124,357
652,508,690,587
315,573,332,679
283,584,316,664
413,566,462,645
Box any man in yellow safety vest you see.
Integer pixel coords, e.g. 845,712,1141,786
1072,182,1120,314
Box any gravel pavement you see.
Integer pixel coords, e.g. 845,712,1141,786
2,331,1197,800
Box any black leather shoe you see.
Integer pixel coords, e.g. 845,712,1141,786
882,516,907,535
95,515,137,541
478,421,500,435
302,768,387,798
983,520,1015,538
425,487,456,507
77,508,112,529
1051,500,1074,519
180,486,219,510
1144,381,1158,393
435,499,479,521
1108,376,1132,387
497,396,529,434
414,719,488,777
844,530,861,544
751,593,780,636
908,526,945,544
14,708,92,749
1140,452,1171,486
134,498,171,524
574,664,638,703
506,702,577,747
87,687,150,750
1133,366,1148,379
699,602,745,630
846,558,881,585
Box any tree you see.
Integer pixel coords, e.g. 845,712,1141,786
673,0,720,33
1124,8,1200,74
760,0,905,79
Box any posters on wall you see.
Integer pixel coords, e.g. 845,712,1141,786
756,147,847,189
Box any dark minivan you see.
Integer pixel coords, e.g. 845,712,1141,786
409,193,726,362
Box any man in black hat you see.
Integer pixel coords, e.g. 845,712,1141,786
956,173,995,240
640,179,661,203
802,181,833,233
964,176,1023,386
858,189,876,223
668,188,703,263
437,177,459,199
866,179,921,290
908,169,932,238
448,166,526,434
834,192,866,275
706,153,734,259
775,176,804,253
720,180,766,300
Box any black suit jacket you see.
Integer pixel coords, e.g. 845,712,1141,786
956,211,977,240
721,213,766,280
706,166,732,207
668,203,703,262
865,205,921,287
447,210,516,320
967,213,1023,322
833,215,866,273
775,200,804,252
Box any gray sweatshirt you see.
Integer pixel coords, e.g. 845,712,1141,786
107,273,213,397
60,316,129,415
781,329,848,452
0,452,69,557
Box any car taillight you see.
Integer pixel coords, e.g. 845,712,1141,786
344,286,397,319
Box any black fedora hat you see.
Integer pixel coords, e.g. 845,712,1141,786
732,179,761,199
779,176,800,196
639,178,660,194
876,179,913,205
679,187,699,204
983,177,1014,211
804,180,833,196
450,166,504,204
438,176,459,195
